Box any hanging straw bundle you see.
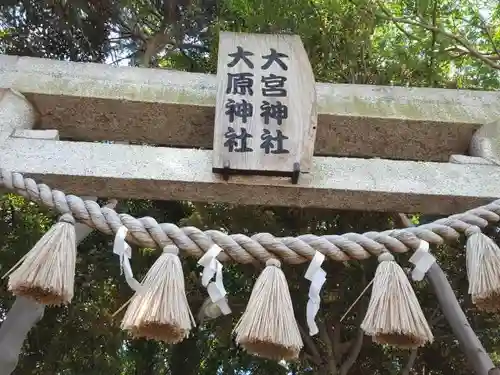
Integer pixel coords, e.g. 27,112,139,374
234,259,303,361
121,245,195,343
466,227,500,312
360,252,433,349
4,214,77,305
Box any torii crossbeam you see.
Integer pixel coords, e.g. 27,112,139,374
1,54,500,214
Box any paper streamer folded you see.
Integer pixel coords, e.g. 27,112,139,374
198,245,231,315
113,226,142,292
304,251,326,336
409,240,435,281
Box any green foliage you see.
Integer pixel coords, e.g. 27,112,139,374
0,0,116,61
1,0,500,374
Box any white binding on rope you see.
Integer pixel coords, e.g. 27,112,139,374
304,251,327,336
409,240,435,281
113,226,142,292
198,244,231,315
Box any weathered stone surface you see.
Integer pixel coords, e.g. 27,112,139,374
0,88,36,136
1,55,499,161
2,137,500,214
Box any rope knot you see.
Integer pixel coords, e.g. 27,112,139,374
465,225,482,237
377,252,394,263
58,214,75,225
163,245,179,255
266,258,281,268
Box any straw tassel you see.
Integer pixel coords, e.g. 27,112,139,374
121,245,195,343
233,258,303,361
360,252,433,348
466,226,500,312
5,213,77,306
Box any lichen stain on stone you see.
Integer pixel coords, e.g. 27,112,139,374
318,93,500,124
18,74,216,107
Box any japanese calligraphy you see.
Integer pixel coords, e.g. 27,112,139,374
225,99,253,123
260,129,289,154
227,46,254,69
226,72,254,96
261,48,289,70
261,74,287,97
260,101,288,125
224,127,253,153
223,44,291,157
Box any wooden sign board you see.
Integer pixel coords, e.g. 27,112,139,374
212,32,317,181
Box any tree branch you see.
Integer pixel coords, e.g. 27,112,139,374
392,212,412,228
332,320,343,362
478,14,500,58
117,16,147,42
318,319,337,372
427,0,438,87
445,46,500,60
402,349,419,375
374,0,500,70
377,3,422,43
141,31,172,68
297,323,322,366
339,328,364,375
337,271,368,375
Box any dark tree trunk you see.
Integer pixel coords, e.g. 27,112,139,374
398,213,497,375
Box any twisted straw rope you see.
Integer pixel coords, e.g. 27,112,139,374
2,170,499,264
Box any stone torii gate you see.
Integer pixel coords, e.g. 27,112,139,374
1,32,500,375
1,53,500,213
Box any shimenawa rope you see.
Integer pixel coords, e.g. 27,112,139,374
2,169,498,264
4,169,500,356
